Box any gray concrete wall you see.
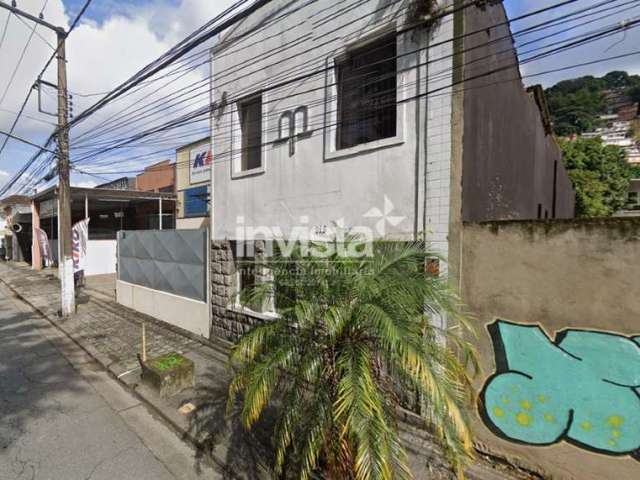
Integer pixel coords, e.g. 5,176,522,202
211,0,455,254
461,3,575,221
461,219,640,479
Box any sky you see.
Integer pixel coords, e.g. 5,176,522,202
1,0,640,194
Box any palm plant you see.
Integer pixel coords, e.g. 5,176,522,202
227,239,478,480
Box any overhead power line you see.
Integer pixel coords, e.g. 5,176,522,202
3,0,632,194
0,0,93,198
0,0,91,160
70,0,636,153
69,10,640,166
0,128,57,154
0,10,10,52
69,0,605,151
0,0,50,105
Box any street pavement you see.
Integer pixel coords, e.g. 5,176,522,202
0,282,218,480
0,262,534,480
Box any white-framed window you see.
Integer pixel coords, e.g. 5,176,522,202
337,32,397,149
324,28,406,160
231,93,266,178
230,242,276,319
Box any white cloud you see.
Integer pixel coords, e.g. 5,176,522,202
0,169,8,177
0,0,237,187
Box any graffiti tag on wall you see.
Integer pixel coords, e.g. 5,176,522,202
480,320,640,456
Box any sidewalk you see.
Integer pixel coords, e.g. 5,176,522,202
0,261,265,479
0,261,538,480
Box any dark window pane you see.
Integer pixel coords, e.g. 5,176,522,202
239,96,263,170
337,34,397,150
184,185,209,217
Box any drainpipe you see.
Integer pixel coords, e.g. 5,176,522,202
423,31,430,245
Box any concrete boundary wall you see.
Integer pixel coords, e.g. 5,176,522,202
461,218,640,480
117,280,210,339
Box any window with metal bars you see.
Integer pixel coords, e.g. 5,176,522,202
337,33,397,150
238,95,263,171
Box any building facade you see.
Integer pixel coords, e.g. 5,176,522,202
136,160,176,193
175,138,211,230
208,0,575,340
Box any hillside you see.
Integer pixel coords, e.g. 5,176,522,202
544,71,640,137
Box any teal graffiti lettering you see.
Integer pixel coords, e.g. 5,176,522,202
481,321,640,455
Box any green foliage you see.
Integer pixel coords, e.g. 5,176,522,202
629,85,640,104
603,71,631,89
227,240,478,480
545,71,640,137
560,138,633,217
153,352,185,372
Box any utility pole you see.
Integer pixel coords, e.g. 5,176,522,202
56,30,75,316
0,1,75,315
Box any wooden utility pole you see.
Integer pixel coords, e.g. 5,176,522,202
0,1,75,315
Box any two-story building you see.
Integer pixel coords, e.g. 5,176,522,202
208,0,575,340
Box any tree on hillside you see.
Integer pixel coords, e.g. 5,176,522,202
560,138,633,217
603,70,631,89
545,71,640,136
629,85,640,104
546,80,606,137
227,240,478,480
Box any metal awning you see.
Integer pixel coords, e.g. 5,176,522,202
32,186,176,203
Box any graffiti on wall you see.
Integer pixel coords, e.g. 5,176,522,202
480,320,640,456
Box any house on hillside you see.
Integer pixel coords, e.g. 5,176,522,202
207,0,575,336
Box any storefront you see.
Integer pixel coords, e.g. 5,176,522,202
31,186,176,276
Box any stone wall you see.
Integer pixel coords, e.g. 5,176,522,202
210,240,265,342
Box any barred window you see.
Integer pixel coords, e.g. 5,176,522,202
337,34,397,150
238,95,263,171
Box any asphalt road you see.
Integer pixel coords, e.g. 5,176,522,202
0,283,218,480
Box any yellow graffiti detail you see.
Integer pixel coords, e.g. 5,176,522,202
520,400,533,411
580,421,593,431
493,407,505,418
537,395,546,404
608,439,617,447
607,416,624,428
516,412,532,427
612,430,621,438
501,397,510,405
544,413,556,423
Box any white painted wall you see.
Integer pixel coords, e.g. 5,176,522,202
211,0,455,254
117,280,210,338
86,240,117,276
48,238,117,276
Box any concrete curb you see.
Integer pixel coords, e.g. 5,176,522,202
0,267,541,480
0,275,234,478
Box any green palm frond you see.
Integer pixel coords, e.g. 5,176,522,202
226,239,479,479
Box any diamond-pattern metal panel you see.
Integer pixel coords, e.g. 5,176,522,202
117,229,207,302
